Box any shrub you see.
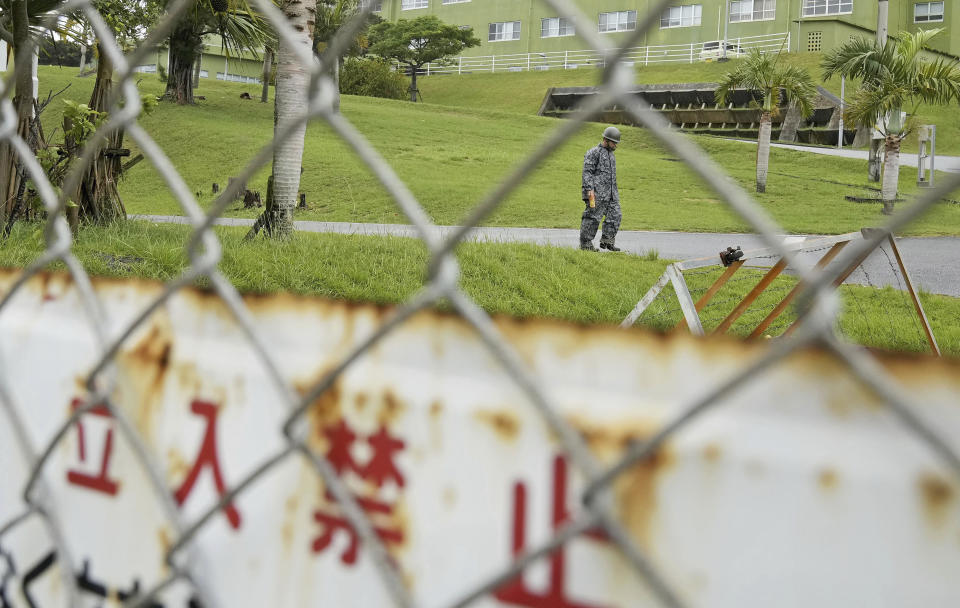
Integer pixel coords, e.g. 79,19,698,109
340,57,406,101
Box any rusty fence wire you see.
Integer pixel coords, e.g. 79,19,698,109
0,0,959,606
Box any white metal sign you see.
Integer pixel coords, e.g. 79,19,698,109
1,271,958,607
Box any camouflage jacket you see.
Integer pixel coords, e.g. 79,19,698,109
581,143,619,203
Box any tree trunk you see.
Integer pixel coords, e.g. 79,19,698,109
193,55,202,89
868,138,882,182
755,111,772,193
409,65,418,102
73,41,126,224
0,0,35,226
263,0,316,239
331,57,341,113
260,47,273,103
79,44,87,73
880,135,900,215
164,23,201,105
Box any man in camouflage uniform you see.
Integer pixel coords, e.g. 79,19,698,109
580,126,622,252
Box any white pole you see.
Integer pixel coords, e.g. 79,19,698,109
458,56,462,75
0,40,8,72
838,75,845,149
491,54,495,72
722,0,729,60
564,50,568,69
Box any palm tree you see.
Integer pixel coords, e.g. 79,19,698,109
163,0,269,104
715,50,817,194
248,0,316,239
313,0,379,112
822,29,960,214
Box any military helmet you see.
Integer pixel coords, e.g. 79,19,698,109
602,126,621,143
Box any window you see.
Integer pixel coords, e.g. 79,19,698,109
134,64,157,73
360,0,382,10
730,0,776,22
216,72,261,84
541,17,575,38
442,0,470,4
801,0,853,17
660,4,702,28
914,2,944,22
401,0,428,10
599,10,637,33
489,21,521,42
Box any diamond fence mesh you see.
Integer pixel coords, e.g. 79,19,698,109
0,0,959,607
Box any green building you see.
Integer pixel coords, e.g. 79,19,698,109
136,36,264,85
371,0,957,63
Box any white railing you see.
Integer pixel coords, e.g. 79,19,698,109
415,31,790,75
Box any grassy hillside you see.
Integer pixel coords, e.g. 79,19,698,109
418,52,960,156
34,65,960,236
1,221,955,357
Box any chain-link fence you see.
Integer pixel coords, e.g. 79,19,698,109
1,0,959,607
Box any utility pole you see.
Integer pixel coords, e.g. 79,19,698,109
722,0,729,60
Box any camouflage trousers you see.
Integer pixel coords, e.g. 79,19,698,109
580,198,622,246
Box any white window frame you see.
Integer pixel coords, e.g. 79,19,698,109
914,1,944,22
442,0,470,4
360,0,383,10
541,17,575,38
801,0,853,17
598,10,638,33
401,0,428,10
660,4,702,28
730,0,776,22
488,21,521,42
216,72,261,84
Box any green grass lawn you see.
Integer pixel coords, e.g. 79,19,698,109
35,64,960,236
1,221,955,357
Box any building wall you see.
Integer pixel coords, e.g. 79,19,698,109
375,0,957,58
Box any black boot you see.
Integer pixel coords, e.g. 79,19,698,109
580,241,599,252
600,241,621,252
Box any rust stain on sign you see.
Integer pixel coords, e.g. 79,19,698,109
378,390,407,426
818,468,840,492
918,473,955,529
473,409,521,441
118,317,174,443
565,414,673,549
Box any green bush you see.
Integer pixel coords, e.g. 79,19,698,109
340,58,407,101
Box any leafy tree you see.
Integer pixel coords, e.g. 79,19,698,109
715,50,817,193
63,0,163,224
340,57,405,100
0,0,65,227
368,15,478,102
822,29,960,214
162,0,270,105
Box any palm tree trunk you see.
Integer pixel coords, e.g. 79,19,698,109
880,135,900,215
0,0,35,226
74,41,126,224
264,0,316,239
260,47,273,103
755,111,772,193
165,23,200,105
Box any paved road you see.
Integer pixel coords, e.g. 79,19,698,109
737,140,960,173
132,215,959,297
